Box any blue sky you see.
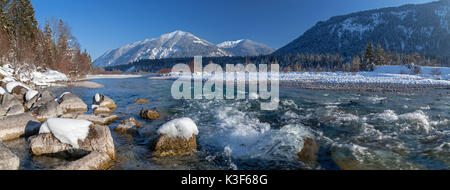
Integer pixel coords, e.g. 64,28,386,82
31,0,436,59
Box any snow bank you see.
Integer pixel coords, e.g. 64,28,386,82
167,65,450,86
39,118,92,148
25,90,39,101
1,64,67,86
157,117,199,139
5,81,30,92
32,70,68,86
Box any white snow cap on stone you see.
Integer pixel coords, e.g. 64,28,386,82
95,93,101,102
39,118,92,148
157,117,199,139
25,90,39,101
5,81,30,92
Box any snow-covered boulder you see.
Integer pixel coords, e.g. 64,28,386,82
139,108,160,120
0,141,20,170
58,92,88,113
39,118,92,148
93,93,116,109
151,118,199,157
115,118,140,133
32,101,63,122
6,104,24,116
25,90,39,102
5,81,30,93
0,113,41,141
32,70,67,86
29,120,116,159
31,90,56,109
297,137,319,167
54,151,113,170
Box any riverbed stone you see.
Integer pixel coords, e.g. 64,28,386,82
32,101,63,122
115,118,140,133
24,92,40,111
150,134,197,157
0,141,20,170
1,93,22,110
54,151,113,170
29,124,116,159
0,113,41,141
6,104,25,116
11,85,27,102
140,108,160,120
93,106,112,115
134,99,149,104
297,137,319,167
0,81,6,89
0,106,6,116
76,114,119,125
93,94,117,109
58,92,88,113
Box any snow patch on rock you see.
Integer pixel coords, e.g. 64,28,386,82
39,118,92,148
157,117,199,139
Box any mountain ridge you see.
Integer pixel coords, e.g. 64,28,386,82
274,0,450,57
93,31,274,67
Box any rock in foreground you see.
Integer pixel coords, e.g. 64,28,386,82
151,134,197,157
0,141,20,170
0,113,41,141
29,123,116,159
151,117,199,157
115,118,140,133
55,151,113,170
58,92,88,113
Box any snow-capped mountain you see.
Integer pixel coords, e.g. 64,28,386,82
94,31,274,67
93,30,231,67
274,0,450,57
217,39,275,56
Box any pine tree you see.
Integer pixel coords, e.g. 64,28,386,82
375,44,386,65
43,21,56,69
362,42,375,71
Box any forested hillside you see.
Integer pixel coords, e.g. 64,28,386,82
0,0,93,77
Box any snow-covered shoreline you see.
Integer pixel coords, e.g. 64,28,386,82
163,65,450,86
0,64,68,87
81,74,142,80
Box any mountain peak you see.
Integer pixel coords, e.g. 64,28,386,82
93,32,274,67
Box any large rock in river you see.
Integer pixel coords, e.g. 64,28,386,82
0,113,41,141
150,117,199,157
32,101,63,122
297,137,319,167
0,141,20,170
93,93,116,109
140,108,160,120
1,93,22,110
115,118,140,133
29,124,116,159
58,92,88,113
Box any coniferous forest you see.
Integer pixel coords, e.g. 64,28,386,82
0,0,93,77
